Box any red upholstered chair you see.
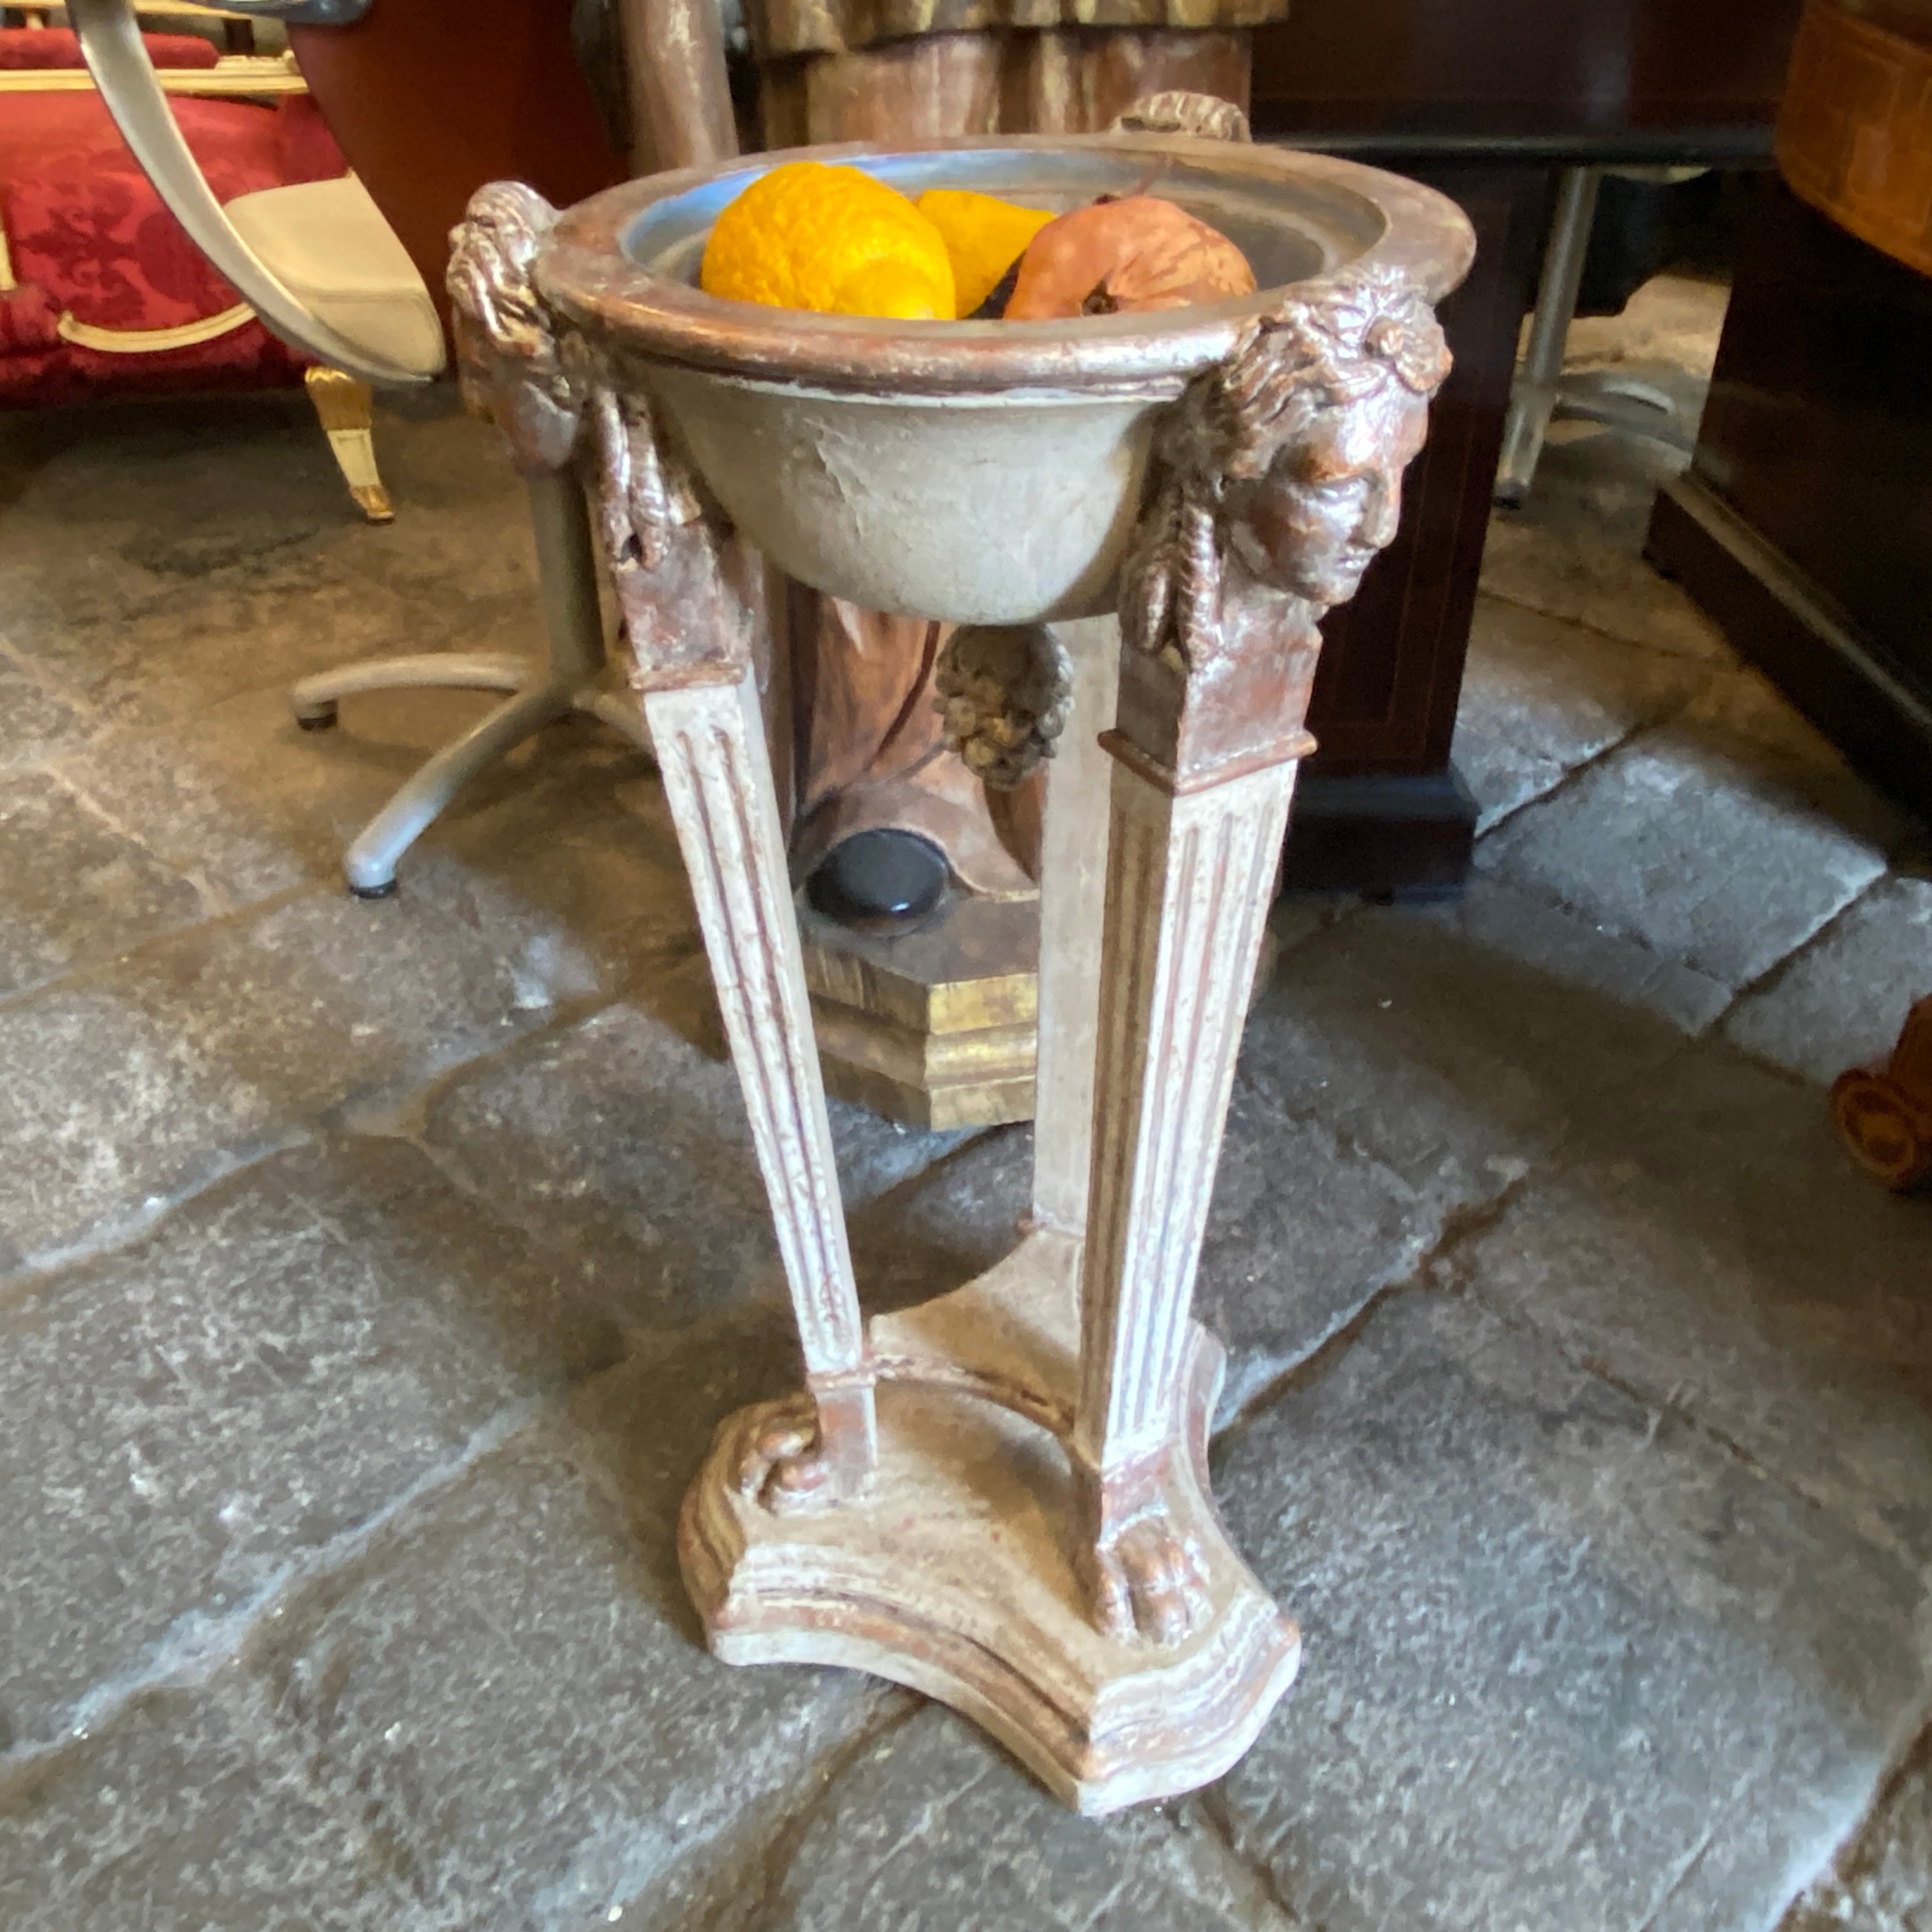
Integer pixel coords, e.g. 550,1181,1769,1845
0,22,430,510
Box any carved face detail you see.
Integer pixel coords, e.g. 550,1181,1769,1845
1222,379,1432,606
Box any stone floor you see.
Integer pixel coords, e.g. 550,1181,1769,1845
2,273,1929,1931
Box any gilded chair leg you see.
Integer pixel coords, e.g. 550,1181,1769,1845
305,366,394,523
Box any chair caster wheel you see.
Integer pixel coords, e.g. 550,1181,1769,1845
348,877,398,900
296,703,340,732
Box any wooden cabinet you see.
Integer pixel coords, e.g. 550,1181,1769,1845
1254,0,1805,894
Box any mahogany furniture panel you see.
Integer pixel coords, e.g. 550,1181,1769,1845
1256,0,1804,894
1283,160,1550,893
1251,0,1804,139
1647,175,1932,825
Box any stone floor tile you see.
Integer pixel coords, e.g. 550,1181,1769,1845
717,1706,1296,1932
1781,1722,1932,1932
1682,670,1929,859
2,389,555,737
0,648,93,776
7,561,438,733
1237,903,1685,1208
48,683,559,911
1722,876,1932,1084
0,769,204,999
1562,273,1730,381
1478,725,1889,990
417,765,702,994
1449,1042,1932,1563
1480,509,1732,664
1212,1292,1929,1932
0,1678,419,1932
1,388,351,544
1452,595,1710,832
1201,1082,1441,1418
843,1124,1033,1314
243,1334,893,1932
0,1137,617,1754
1414,877,1732,1036
423,999,965,1335
0,887,595,1275
54,685,673,980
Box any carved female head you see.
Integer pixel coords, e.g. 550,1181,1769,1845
1211,269,1452,607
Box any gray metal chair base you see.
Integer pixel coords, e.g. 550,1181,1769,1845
291,472,651,897
1494,165,1699,510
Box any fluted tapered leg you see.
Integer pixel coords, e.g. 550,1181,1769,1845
1073,751,1300,1642
645,670,877,1505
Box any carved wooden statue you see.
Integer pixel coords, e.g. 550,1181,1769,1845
448,121,1467,1809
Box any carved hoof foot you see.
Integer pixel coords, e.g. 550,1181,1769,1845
1091,1511,1211,1647
733,1399,846,1517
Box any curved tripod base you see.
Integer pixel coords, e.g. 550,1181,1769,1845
679,1235,1300,1816
288,656,652,896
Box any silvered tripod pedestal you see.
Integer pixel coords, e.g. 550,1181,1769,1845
450,130,1471,1814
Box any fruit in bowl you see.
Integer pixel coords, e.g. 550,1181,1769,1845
700,161,958,321
1002,195,1255,318
698,161,1254,323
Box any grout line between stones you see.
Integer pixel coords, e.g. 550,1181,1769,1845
1475,576,1728,671
0,1128,314,1306
1207,1163,1538,1453
0,874,319,1021
42,759,230,922
1769,1692,1932,1929
0,979,616,1310
1185,1786,1310,1929
692,1696,928,1932
1193,1784,1318,1929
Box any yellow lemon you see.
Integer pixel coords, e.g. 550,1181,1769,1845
915,187,1055,317
700,160,955,321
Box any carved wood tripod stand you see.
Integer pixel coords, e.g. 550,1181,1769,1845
450,121,1471,1812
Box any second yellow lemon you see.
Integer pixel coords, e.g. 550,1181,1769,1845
915,188,1055,317
700,161,955,321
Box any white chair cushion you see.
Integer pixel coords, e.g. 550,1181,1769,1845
225,174,447,379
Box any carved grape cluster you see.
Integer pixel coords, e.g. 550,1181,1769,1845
933,624,1074,790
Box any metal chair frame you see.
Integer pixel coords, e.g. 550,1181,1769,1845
70,0,648,896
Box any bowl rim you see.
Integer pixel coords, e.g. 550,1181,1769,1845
534,134,1476,398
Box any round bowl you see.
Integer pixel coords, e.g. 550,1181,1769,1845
537,137,1475,626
